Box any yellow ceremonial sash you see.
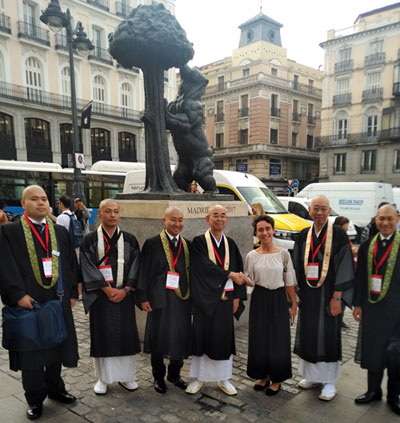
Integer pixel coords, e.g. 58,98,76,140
303,220,333,288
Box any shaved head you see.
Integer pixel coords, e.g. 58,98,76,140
164,206,183,218
99,198,119,211
22,185,46,201
377,204,397,216
208,204,227,216
376,204,398,237
310,195,330,208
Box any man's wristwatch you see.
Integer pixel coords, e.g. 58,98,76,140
332,297,341,301
123,287,130,295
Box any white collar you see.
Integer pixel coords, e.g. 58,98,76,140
165,230,180,242
380,232,395,241
210,231,224,248
28,216,46,225
102,225,119,239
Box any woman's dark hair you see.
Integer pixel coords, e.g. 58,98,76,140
334,216,349,227
253,214,275,235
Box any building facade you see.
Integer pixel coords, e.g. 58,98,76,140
318,3,400,185
198,12,323,193
0,0,177,168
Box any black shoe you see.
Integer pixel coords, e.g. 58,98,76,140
254,380,271,391
48,391,76,404
154,379,167,394
354,390,382,404
265,384,281,396
388,398,400,416
167,375,187,390
26,404,43,420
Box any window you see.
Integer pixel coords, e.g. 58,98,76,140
292,132,298,147
362,150,377,172
121,82,132,117
216,133,224,148
339,47,351,62
93,27,103,50
60,123,83,168
271,67,278,77
0,113,16,159
218,186,241,200
0,51,4,82
293,74,299,88
240,94,249,117
270,128,278,145
288,202,311,220
93,75,105,103
236,159,248,173
395,150,400,171
293,99,299,113
370,40,383,55
307,135,314,149
91,128,111,163
216,100,224,121
217,75,224,91
308,79,314,93
335,78,349,94
23,1,36,26
334,153,346,173
239,129,248,145
61,67,70,96
337,119,348,139
25,118,52,162
118,132,136,162
366,72,381,91
367,115,378,137
271,94,279,117
242,68,250,77
25,57,42,101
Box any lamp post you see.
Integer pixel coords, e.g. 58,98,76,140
40,0,94,202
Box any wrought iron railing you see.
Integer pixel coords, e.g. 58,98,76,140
87,0,109,12
214,113,225,122
270,107,280,118
239,107,249,117
333,93,352,106
334,60,353,73
0,13,11,34
115,2,133,17
17,21,50,46
362,87,383,102
365,52,385,67
292,112,301,122
89,47,114,66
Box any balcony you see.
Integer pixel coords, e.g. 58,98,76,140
365,52,385,67
293,82,322,97
239,107,249,117
393,82,400,96
89,47,114,66
115,2,133,17
334,60,353,73
17,21,50,46
307,115,316,125
333,93,352,106
214,113,224,122
292,112,301,122
270,107,280,118
362,87,383,102
316,129,400,148
0,81,141,123
87,0,109,12
0,13,11,35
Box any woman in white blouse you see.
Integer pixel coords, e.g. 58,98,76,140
245,215,298,395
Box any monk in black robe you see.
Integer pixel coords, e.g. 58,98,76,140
292,195,354,401
136,206,191,394
186,205,247,396
80,199,140,395
0,185,79,420
353,204,400,416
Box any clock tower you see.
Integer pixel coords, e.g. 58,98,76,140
238,12,283,48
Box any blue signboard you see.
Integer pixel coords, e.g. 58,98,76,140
269,162,281,176
291,179,299,188
236,163,248,173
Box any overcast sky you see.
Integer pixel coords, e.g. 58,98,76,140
174,0,395,70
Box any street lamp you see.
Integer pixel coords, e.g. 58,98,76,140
40,0,94,202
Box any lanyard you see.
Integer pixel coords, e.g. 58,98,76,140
212,243,225,268
373,239,394,273
169,237,182,270
24,212,49,256
310,230,327,263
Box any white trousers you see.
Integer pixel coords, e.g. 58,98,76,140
189,355,233,382
94,355,136,385
298,358,340,384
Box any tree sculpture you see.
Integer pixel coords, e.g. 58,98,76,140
109,3,194,192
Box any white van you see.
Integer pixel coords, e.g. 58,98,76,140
277,196,357,240
123,169,310,249
297,182,394,229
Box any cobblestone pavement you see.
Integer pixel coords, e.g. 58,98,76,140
0,303,396,423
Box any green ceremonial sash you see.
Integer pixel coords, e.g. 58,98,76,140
160,231,190,300
367,232,400,303
21,216,59,289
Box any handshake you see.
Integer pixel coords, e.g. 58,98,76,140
228,271,252,287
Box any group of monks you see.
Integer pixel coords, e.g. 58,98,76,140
0,185,400,420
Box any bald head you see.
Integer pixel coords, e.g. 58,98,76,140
375,204,398,237
164,206,183,219
309,195,331,229
99,198,119,211
22,185,46,201
310,195,330,209
206,204,228,234
21,185,49,221
208,204,227,216
98,199,120,231
163,206,184,236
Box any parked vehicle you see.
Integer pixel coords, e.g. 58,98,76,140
297,182,394,231
393,187,400,209
277,196,357,240
123,169,310,250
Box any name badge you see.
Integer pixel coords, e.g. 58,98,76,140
224,278,234,292
166,271,179,290
371,274,382,294
307,263,319,280
99,265,113,283
42,258,52,278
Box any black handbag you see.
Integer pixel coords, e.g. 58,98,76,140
2,251,67,352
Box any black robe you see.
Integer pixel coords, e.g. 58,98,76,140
354,234,400,372
0,221,79,371
190,234,247,360
292,223,355,363
136,234,192,360
80,229,141,357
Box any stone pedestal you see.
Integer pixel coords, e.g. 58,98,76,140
117,198,253,340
